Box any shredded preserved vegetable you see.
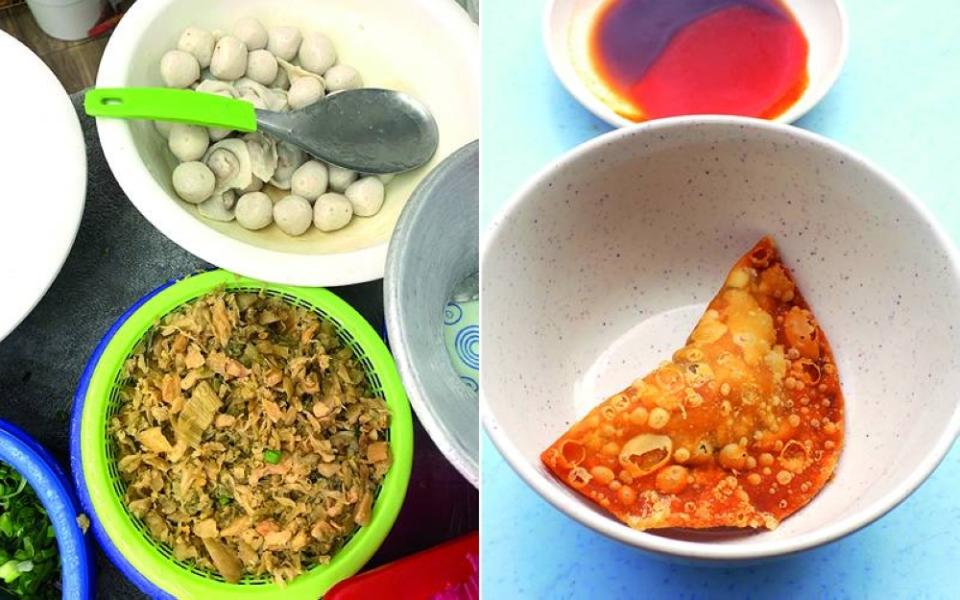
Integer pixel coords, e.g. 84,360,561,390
109,291,392,585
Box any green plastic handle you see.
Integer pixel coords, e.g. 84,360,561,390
84,87,258,132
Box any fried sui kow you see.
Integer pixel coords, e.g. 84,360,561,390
542,237,843,530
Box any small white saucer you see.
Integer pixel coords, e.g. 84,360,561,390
543,0,848,127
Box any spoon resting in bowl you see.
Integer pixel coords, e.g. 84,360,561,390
85,87,439,174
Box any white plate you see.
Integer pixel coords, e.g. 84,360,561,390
95,0,479,287
0,30,86,342
544,0,848,127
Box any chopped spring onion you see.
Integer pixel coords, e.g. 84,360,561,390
0,463,60,598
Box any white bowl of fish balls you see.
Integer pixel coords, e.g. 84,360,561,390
94,0,479,286
160,24,386,232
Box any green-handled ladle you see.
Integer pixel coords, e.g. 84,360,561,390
85,87,439,174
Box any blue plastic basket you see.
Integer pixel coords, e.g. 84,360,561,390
70,277,175,599
0,419,95,599
70,274,406,598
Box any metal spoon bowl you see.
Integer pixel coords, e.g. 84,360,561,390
256,89,439,174
85,87,439,174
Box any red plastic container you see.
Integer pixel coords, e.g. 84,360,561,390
326,532,479,599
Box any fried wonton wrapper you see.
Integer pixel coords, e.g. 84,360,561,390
542,237,844,530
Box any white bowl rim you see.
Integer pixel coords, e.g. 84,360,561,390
541,0,850,128
0,30,86,343
94,0,479,287
480,114,960,561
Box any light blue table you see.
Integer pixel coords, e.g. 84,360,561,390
481,1,960,598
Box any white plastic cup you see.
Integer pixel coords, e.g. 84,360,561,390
465,0,479,22
25,0,106,41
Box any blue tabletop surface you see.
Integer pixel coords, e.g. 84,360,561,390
480,1,960,598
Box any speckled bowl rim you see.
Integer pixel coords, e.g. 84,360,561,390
480,115,960,562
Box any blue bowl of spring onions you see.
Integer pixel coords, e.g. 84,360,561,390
0,419,94,599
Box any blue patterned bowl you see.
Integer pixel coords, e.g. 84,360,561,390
444,297,479,392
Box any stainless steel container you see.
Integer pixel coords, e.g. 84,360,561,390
384,141,479,486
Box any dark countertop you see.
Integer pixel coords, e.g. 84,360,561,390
0,94,477,598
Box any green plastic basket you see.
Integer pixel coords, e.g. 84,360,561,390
78,270,414,598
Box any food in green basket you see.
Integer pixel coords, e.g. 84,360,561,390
109,291,392,585
0,462,61,599
159,16,394,235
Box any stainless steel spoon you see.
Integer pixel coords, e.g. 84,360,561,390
85,87,439,174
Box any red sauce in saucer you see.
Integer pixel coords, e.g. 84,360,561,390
588,0,809,120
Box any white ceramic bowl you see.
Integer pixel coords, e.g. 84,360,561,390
0,29,85,343
481,117,960,561
96,0,478,286
544,0,848,127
